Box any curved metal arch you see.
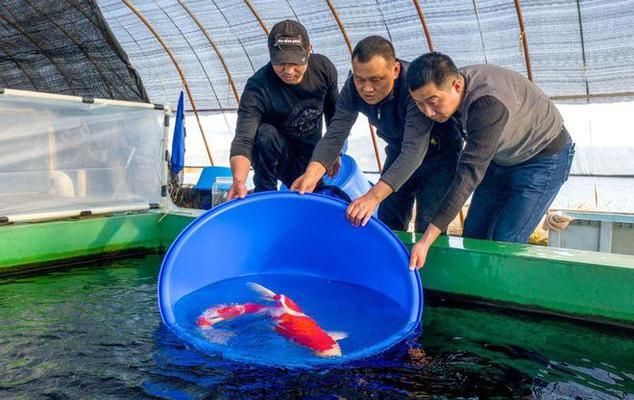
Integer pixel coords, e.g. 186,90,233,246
411,0,434,51
325,0,383,172
153,0,235,139
325,0,353,54
513,0,533,81
575,0,590,103
153,1,224,107
244,0,269,36
0,9,74,93
121,0,215,165
22,0,116,97
177,0,241,105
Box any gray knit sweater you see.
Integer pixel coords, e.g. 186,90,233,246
430,64,564,231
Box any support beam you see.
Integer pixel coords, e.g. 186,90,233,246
243,0,269,35
325,0,383,171
121,0,215,165
177,0,241,105
513,0,533,81
411,0,434,51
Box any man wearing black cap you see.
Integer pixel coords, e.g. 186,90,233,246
227,20,338,199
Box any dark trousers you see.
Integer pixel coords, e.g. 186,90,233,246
379,141,461,232
463,142,575,243
252,123,314,192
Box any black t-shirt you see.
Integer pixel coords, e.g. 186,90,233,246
230,54,338,160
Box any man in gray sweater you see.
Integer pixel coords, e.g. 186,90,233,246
406,52,575,269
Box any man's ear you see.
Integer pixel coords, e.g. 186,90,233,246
393,60,401,80
452,75,463,93
308,44,313,54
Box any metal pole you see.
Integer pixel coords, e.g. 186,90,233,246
121,0,214,165
178,0,241,104
325,0,383,171
411,0,434,51
243,0,269,35
210,0,256,72
513,0,533,81
575,0,591,103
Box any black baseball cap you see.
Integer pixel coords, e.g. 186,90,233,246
268,20,310,65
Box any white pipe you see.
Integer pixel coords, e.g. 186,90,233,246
2,88,160,110
5,203,151,224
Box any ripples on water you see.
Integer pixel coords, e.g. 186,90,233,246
0,255,632,399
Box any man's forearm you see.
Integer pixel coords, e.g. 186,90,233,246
230,155,251,183
369,180,394,202
420,223,442,246
305,161,327,177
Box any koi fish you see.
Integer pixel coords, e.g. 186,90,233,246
248,282,347,358
196,303,266,328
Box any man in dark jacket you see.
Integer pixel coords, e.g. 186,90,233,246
227,20,338,199
292,36,462,232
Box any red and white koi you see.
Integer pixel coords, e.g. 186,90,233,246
247,282,347,358
196,302,266,328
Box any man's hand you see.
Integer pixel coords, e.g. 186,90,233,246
345,181,393,227
346,191,380,227
226,181,247,200
409,240,431,270
291,161,327,194
228,155,250,200
326,156,341,178
409,224,442,270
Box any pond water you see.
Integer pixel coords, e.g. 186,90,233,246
1,255,632,399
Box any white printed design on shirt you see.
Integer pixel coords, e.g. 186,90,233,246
281,99,323,137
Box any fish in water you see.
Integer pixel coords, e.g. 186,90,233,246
248,282,348,358
196,303,266,328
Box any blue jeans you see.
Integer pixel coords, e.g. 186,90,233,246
463,142,575,243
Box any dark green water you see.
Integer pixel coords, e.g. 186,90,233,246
1,254,632,399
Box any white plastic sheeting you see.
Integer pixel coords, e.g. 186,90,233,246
93,0,634,178
558,102,634,176
178,101,634,177
0,89,168,223
97,0,634,110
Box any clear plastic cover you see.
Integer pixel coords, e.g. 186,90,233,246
0,91,167,223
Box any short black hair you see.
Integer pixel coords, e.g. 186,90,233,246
352,36,396,64
406,52,459,91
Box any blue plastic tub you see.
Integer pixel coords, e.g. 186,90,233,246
193,166,232,191
280,154,372,201
158,192,422,367
322,154,372,200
